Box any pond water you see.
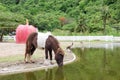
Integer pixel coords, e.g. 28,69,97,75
0,42,120,80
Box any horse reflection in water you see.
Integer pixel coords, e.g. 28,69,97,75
25,67,65,80
25,72,37,80
24,32,65,66
44,67,65,80
54,67,64,80
45,68,53,80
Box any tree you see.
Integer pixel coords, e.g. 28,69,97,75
0,0,120,35
0,27,15,42
0,10,25,41
101,5,110,35
75,13,87,33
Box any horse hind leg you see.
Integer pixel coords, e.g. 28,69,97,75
24,40,30,63
29,45,36,63
24,47,29,63
24,47,31,63
24,52,27,63
26,54,31,63
24,53,30,63
29,54,34,63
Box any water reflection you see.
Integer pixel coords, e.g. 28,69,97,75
1,43,120,80
43,67,65,80
24,67,65,80
44,68,53,80
25,72,36,80
71,43,120,80
54,67,64,80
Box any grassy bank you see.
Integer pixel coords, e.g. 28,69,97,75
0,41,69,63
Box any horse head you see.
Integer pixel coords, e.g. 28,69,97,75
55,48,64,66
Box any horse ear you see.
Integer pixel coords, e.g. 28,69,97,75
56,48,65,55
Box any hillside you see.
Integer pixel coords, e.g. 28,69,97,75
0,0,120,35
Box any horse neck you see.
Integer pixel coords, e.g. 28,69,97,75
53,45,60,54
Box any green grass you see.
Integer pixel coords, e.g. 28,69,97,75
0,52,42,63
0,55,23,63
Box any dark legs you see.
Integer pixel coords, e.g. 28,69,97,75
30,45,36,63
24,44,30,63
24,44,36,63
45,48,52,60
49,49,53,64
45,48,53,64
49,49,52,61
45,49,48,60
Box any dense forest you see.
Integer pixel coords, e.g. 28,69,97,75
0,0,120,36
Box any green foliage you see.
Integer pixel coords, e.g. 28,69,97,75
0,0,120,36
33,12,61,31
62,22,77,32
0,11,25,27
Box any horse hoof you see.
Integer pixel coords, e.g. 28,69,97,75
44,60,51,66
25,62,29,64
29,60,35,63
50,62,54,65
31,61,35,63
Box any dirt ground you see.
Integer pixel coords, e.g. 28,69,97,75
0,43,25,57
0,42,76,75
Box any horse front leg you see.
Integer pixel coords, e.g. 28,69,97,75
45,48,48,60
44,49,50,65
49,49,53,64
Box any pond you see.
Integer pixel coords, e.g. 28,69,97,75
0,42,120,80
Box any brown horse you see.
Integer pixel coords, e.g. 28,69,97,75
24,32,37,63
24,32,64,66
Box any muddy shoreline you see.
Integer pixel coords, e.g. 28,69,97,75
0,51,76,75
0,42,76,75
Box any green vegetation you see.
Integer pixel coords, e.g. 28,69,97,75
0,0,120,36
0,52,42,63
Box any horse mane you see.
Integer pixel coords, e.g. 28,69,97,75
48,35,59,45
56,47,65,55
48,35,64,55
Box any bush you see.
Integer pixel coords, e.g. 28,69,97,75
62,22,77,32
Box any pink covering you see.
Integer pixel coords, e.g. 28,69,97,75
16,24,37,43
